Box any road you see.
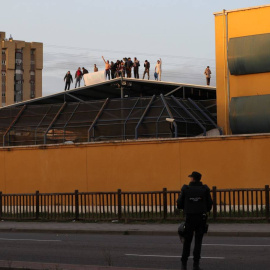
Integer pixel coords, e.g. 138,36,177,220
0,232,269,269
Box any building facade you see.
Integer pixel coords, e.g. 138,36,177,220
0,31,43,107
214,5,270,134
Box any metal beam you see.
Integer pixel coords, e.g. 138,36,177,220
3,105,26,147
63,102,81,142
123,98,140,140
188,98,223,135
135,95,155,139
88,98,109,142
44,102,67,144
172,96,206,136
164,86,182,97
160,94,178,138
34,105,53,145
65,93,85,103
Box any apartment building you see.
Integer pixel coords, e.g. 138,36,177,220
0,31,43,107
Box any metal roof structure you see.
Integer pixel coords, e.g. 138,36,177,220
0,79,219,147
4,78,216,107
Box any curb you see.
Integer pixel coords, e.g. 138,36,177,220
0,228,269,237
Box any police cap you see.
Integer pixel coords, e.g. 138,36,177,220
188,171,202,181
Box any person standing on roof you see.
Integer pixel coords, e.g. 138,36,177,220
75,67,83,88
126,57,133,78
143,60,150,80
102,56,111,80
204,66,211,86
155,58,162,81
120,60,125,78
133,57,140,79
94,64,98,72
82,67,89,75
111,61,116,79
64,71,73,91
82,67,89,86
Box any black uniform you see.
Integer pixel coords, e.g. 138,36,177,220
64,73,73,91
177,181,213,269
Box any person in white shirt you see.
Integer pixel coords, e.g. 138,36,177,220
155,58,162,81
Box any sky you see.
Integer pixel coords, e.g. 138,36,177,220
1,0,270,96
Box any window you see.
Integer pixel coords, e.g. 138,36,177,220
15,53,22,60
30,71,35,75
1,60,6,65
31,49,35,55
2,72,6,76
2,82,5,86
2,92,5,97
2,50,6,55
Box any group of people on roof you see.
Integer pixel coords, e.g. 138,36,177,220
63,57,163,91
63,59,212,91
101,56,162,81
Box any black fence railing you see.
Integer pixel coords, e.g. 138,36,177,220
0,186,269,222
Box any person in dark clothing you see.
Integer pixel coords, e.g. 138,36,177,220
126,57,133,78
177,171,213,270
110,61,116,79
64,71,73,91
133,57,140,79
143,60,150,80
75,67,83,88
82,67,88,75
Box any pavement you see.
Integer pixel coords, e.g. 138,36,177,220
0,221,269,237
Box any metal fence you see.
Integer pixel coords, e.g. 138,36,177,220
0,186,269,221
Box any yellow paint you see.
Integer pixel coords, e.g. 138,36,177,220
0,136,269,194
215,5,270,134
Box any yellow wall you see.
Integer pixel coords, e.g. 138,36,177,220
0,136,269,194
215,5,270,134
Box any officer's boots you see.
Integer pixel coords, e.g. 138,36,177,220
181,262,187,270
193,263,202,270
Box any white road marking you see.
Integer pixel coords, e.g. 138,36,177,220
0,238,61,242
125,254,225,259
203,244,270,247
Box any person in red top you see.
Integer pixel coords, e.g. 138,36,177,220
102,56,111,80
75,67,83,88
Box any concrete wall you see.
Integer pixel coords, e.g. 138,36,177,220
215,5,270,134
0,135,269,193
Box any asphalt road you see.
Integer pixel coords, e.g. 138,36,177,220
0,232,269,269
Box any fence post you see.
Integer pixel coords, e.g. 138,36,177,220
0,192,2,220
117,189,122,221
265,185,269,222
75,190,79,220
35,191,40,220
212,186,217,220
163,188,167,220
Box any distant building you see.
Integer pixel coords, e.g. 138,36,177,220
0,31,43,107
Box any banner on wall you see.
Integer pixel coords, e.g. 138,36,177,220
83,70,106,86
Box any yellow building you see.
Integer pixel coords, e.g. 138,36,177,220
0,31,43,107
214,5,270,134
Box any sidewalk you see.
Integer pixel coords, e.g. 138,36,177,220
0,221,269,237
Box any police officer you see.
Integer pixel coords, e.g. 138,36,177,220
177,171,213,270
